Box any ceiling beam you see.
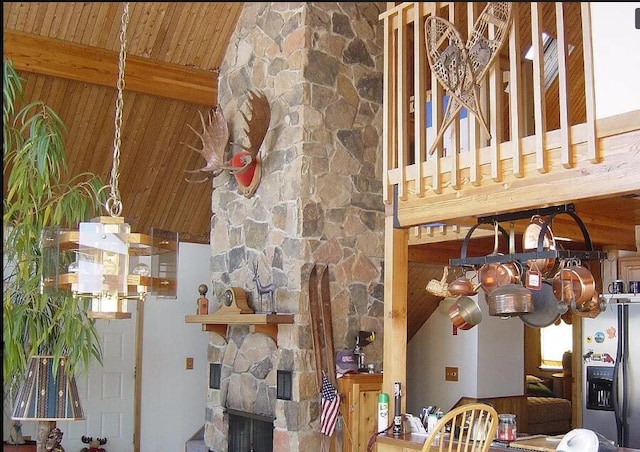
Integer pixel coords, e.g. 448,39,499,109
3,29,217,107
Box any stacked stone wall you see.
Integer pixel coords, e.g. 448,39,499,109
204,3,385,450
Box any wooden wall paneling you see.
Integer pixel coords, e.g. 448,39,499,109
406,262,444,340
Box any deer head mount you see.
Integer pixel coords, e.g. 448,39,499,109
185,89,271,198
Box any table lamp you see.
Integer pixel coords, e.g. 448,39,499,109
11,356,84,452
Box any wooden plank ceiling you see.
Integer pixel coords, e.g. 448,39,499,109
3,2,244,244
3,3,638,250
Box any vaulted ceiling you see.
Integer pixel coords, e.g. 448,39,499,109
3,2,244,244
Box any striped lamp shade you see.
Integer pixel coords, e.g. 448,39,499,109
11,356,84,420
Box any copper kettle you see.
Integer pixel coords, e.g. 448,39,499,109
448,274,480,296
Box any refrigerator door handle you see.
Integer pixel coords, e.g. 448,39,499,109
613,303,630,447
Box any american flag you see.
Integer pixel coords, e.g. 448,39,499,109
320,373,341,436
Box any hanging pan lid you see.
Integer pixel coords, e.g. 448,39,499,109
519,281,561,328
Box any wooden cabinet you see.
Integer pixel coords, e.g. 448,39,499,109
333,373,383,452
618,255,640,282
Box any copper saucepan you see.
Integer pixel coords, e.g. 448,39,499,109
479,223,521,292
522,215,558,277
449,296,483,330
552,260,596,307
573,292,607,318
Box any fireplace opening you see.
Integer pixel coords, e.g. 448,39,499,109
227,409,274,452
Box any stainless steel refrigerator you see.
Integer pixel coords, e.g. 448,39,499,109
582,295,640,448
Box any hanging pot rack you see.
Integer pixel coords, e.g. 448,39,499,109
449,204,607,268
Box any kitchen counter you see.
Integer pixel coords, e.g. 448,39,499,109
374,432,640,452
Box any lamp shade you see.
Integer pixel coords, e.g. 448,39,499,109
11,356,84,421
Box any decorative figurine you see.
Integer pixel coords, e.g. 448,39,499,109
81,435,108,452
252,261,276,313
197,284,209,315
45,428,65,452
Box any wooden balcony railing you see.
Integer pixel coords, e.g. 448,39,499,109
379,2,639,237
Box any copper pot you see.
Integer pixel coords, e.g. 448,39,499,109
449,296,482,330
479,223,507,292
552,261,596,306
522,215,557,277
479,223,521,292
487,283,534,317
573,292,607,318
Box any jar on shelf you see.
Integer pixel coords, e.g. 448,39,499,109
497,413,517,442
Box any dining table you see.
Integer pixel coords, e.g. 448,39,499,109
374,431,640,452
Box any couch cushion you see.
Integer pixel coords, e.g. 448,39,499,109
527,381,555,397
528,396,571,423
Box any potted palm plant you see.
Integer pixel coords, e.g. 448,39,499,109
3,59,106,451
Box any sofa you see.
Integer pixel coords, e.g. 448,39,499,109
455,377,572,437
525,375,572,435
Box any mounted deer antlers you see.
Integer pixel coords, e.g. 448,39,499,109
184,89,271,198
184,107,233,180
232,90,271,171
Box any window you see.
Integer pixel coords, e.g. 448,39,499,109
524,32,575,90
540,321,572,369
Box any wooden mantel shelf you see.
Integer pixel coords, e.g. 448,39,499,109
184,313,294,343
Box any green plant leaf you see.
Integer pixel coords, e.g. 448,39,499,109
3,58,107,398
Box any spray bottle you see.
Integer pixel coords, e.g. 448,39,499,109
377,393,389,433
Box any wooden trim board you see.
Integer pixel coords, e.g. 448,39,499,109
508,435,564,452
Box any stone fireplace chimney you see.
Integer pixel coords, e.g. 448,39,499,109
203,3,386,451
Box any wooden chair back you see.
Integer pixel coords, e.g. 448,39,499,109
420,402,499,452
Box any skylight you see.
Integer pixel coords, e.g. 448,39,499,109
524,32,575,90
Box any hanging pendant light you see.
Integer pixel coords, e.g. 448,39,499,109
41,3,178,319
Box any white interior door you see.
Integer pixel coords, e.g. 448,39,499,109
59,310,136,452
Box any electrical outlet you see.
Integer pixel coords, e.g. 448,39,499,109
445,366,459,381
186,357,194,370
